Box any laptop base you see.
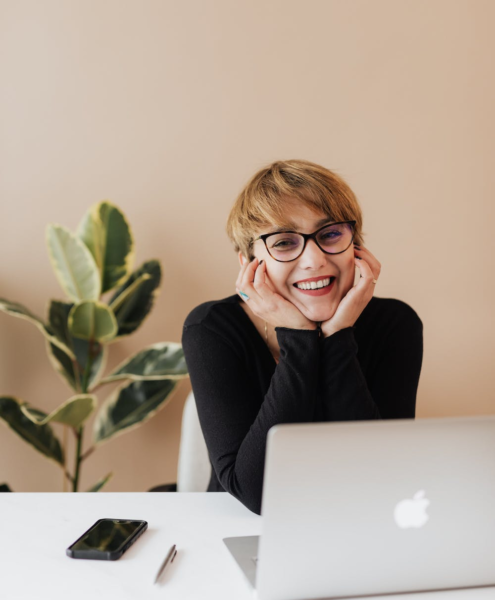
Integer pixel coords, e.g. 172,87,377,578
223,535,259,588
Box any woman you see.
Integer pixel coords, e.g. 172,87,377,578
182,159,423,515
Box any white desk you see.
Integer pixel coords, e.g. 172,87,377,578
2,493,494,600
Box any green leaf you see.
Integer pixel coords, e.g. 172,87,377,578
0,396,64,466
0,484,13,492
101,342,188,384
108,260,161,339
48,299,74,344
46,224,100,302
47,342,79,390
0,298,75,359
77,201,134,294
47,342,107,393
68,301,118,342
20,394,97,428
93,379,178,444
108,272,151,313
86,472,113,492
47,301,106,391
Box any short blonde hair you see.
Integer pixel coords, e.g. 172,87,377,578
226,159,365,260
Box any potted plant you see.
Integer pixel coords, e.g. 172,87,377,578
0,201,188,492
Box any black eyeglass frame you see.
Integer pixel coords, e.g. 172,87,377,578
251,220,357,263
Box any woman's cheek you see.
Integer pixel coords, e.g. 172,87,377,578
264,270,280,294
265,268,287,294
339,265,355,296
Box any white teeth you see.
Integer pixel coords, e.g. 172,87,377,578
295,277,332,290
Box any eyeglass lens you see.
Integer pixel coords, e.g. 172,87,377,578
266,223,354,261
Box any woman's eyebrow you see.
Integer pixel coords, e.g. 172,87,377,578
270,217,334,232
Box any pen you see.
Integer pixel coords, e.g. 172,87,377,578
154,544,177,584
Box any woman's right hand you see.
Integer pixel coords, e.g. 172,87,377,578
236,257,317,331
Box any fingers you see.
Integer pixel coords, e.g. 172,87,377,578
236,257,255,290
354,256,378,296
235,255,253,288
236,257,263,302
251,258,274,299
236,257,279,317
354,244,381,281
253,258,265,287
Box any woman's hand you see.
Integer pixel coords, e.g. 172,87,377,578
320,245,381,338
236,257,317,331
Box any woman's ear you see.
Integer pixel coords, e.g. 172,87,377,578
238,251,247,267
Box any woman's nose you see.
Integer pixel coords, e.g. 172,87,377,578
298,238,328,267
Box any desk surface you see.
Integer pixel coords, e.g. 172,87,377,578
2,493,495,600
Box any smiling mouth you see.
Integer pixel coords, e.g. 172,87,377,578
293,276,336,291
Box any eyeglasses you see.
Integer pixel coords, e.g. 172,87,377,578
252,220,356,263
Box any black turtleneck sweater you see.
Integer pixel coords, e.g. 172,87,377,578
181,294,423,515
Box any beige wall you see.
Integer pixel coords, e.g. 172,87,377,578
1,0,494,492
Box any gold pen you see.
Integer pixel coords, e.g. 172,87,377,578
154,544,177,584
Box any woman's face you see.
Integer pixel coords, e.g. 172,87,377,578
241,201,357,323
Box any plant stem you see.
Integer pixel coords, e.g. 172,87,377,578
72,426,83,492
72,338,96,492
80,446,95,462
62,425,68,492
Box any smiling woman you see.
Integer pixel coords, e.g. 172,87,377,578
181,159,424,515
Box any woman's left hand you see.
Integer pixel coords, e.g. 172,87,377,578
320,245,381,338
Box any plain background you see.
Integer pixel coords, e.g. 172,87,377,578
1,0,493,492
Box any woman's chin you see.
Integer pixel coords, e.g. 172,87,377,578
298,302,336,324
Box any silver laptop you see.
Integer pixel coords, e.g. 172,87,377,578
223,415,495,600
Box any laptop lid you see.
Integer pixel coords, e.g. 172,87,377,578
256,415,495,600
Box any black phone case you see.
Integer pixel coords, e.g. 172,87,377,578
66,518,148,560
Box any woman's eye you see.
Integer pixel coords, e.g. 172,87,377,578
273,240,297,248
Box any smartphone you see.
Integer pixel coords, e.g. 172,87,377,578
66,518,148,560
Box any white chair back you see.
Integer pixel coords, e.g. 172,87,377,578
177,391,211,492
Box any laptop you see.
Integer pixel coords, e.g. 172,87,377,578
223,415,495,600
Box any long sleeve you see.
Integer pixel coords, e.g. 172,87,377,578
316,327,381,420
182,322,321,515
316,300,423,421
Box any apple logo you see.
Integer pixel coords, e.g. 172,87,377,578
394,490,430,529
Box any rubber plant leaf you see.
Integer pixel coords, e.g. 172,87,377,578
101,342,188,384
108,260,161,339
46,224,101,302
47,300,106,392
20,394,97,428
93,379,178,444
86,472,113,492
77,201,134,294
0,298,75,359
0,396,64,466
68,301,118,343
